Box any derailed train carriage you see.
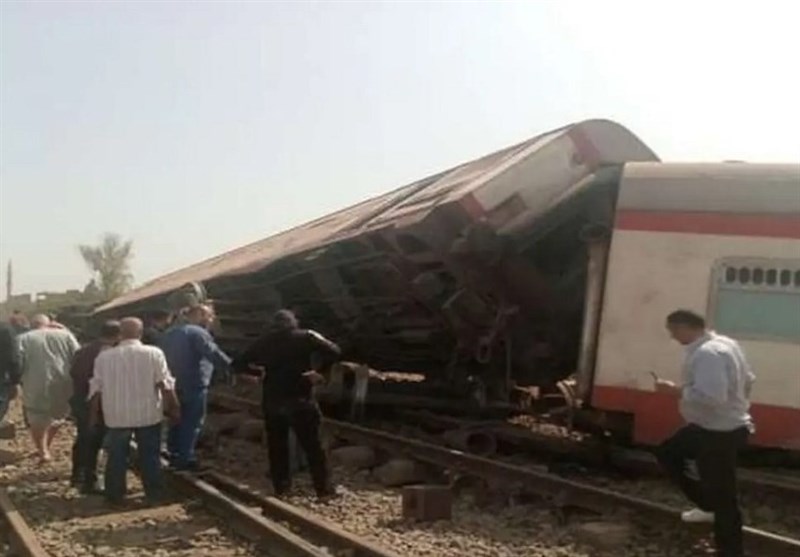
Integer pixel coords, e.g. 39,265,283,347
95,119,800,451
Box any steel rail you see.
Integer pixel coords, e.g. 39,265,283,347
208,391,800,557
165,469,330,557
0,488,52,557
202,470,402,557
132,446,332,557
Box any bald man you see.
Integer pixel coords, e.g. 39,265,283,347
17,314,80,462
89,318,179,505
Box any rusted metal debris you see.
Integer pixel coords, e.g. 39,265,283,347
96,120,658,398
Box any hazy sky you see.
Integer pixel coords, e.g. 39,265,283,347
1,1,798,298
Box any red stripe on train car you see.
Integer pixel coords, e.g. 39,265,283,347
592,385,800,450
615,210,800,239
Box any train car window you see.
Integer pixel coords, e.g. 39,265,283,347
766,269,777,286
712,259,800,342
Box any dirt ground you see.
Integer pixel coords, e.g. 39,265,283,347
0,401,261,557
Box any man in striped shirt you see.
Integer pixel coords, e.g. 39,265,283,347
89,318,180,505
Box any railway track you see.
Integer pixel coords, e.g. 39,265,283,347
2,455,396,557
0,487,50,557
208,390,800,557
395,409,800,502
163,466,400,557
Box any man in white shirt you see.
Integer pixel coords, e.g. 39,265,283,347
89,318,180,505
655,310,754,557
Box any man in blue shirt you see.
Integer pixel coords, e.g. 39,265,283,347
655,309,754,557
161,304,231,470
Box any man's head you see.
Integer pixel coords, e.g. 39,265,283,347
99,320,122,345
149,309,171,330
186,304,215,329
666,309,707,345
119,317,144,341
9,311,29,331
30,314,51,329
271,309,299,331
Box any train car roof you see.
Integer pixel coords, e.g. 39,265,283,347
619,162,800,215
95,119,655,313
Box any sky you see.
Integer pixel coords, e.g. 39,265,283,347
1,1,798,299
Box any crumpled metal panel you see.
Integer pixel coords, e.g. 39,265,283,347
95,119,657,315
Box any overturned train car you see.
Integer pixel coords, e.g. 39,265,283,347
96,119,800,450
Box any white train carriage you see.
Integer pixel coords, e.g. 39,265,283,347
591,162,800,450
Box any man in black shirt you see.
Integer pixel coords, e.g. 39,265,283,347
231,310,340,499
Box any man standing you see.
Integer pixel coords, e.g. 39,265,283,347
17,314,80,463
89,318,179,505
161,304,230,471
232,309,340,499
142,309,171,347
0,321,20,424
655,310,755,557
69,320,121,493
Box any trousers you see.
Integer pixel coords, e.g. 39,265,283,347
70,398,106,488
167,388,207,469
657,424,749,557
105,423,163,502
0,382,11,423
264,399,330,496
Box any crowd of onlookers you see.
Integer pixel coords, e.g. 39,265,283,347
0,304,341,506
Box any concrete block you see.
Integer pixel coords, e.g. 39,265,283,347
402,485,452,521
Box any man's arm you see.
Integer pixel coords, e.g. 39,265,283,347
307,330,341,371
304,330,341,385
230,337,266,376
87,357,103,427
88,393,101,428
736,345,756,397
190,327,232,369
66,332,80,358
153,351,180,424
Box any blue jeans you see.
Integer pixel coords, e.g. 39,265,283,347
105,423,163,502
167,389,207,469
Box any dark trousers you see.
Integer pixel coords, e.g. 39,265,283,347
105,423,163,503
264,400,330,496
657,424,749,557
70,399,106,488
0,382,11,423
167,388,207,469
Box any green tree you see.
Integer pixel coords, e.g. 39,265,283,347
78,233,134,300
